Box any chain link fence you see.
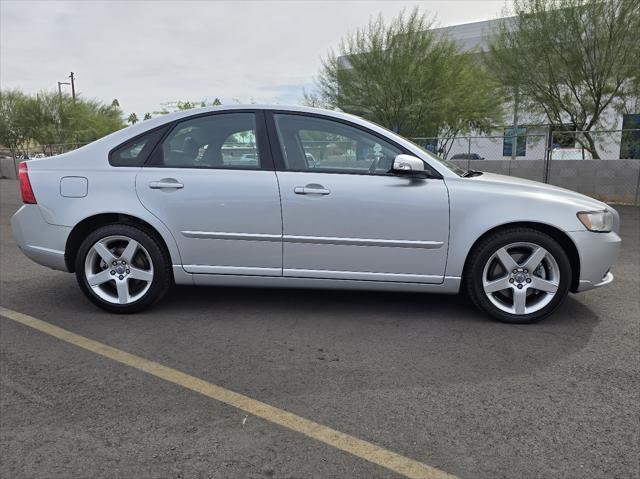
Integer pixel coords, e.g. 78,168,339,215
413,128,640,204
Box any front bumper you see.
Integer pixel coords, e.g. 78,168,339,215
11,205,71,271
568,230,621,292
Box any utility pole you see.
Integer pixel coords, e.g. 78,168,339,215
69,72,76,103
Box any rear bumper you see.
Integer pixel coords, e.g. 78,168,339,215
568,230,621,292
11,205,71,272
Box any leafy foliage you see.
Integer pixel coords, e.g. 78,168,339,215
0,89,124,156
486,0,640,158
310,7,503,138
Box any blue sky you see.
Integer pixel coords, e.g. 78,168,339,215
1,0,506,116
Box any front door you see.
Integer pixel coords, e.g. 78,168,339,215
136,111,282,276
269,112,449,283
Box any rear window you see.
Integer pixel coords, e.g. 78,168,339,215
109,126,169,167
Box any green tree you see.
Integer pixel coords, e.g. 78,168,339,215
111,99,120,108
39,92,124,149
143,112,152,120
0,89,37,157
301,89,332,109
1,89,125,155
127,112,138,125
310,8,503,140
486,0,640,158
32,91,64,151
176,101,195,110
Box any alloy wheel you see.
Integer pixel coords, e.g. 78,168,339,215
482,242,560,315
84,235,154,305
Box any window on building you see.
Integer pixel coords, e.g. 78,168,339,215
416,138,439,155
621,114,640,159
503,127,527,157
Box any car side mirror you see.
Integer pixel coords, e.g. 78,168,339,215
391,154,428,178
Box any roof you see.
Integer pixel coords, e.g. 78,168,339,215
432,17,510,52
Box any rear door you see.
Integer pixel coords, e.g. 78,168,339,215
136,111,283,276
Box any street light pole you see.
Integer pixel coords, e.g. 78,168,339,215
57,81,70,99
57,81,71,106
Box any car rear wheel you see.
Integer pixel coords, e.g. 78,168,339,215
75,224,171,313
465,228,571,323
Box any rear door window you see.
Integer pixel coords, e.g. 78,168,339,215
151,113,260,169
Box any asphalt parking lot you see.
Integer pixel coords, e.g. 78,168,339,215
0,178,638,479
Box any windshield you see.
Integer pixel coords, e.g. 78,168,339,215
407,139,466,176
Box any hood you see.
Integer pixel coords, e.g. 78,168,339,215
469,172,610,211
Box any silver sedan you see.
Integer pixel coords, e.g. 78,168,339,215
11,105,621,323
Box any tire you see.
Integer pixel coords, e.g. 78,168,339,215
465,228,571,324
75,224,172,313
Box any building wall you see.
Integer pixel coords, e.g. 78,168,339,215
434,19,639,161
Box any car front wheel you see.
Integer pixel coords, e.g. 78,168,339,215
465,228,572,323
75,224,171,313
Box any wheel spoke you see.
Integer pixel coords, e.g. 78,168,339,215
116,279,130,304
523,246,547,272
120,239,139,263
496,247,518,271
484,276,512,293
87,269,113,286
93,242,117,264
513,288,527,314
529,276,558,293
128,267,153,282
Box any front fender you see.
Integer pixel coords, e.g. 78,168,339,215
444,176,601,278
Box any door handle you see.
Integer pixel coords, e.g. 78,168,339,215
149,180,184,189
294,184,330,195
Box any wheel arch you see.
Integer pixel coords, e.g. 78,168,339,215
461,222,581,292
65,213,177,273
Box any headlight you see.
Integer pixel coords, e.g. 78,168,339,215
577,210,614,232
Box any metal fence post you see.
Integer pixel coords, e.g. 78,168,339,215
635,165,640,206
467,137,471,171
543,127,553,184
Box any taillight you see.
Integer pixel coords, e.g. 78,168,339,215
18,162,37,204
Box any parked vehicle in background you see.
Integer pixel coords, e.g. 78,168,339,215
451,153,484,161
239,153,257,161
11,105,621,323
551,148,593,160
305,152,316,168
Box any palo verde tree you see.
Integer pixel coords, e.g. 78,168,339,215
309,7,503,143
486,0,640,158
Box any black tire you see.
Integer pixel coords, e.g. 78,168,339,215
465,228,572,324
75,223,172,313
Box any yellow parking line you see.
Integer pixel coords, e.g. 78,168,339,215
0,306,457,479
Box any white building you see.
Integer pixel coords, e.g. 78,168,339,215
429,18,639,160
